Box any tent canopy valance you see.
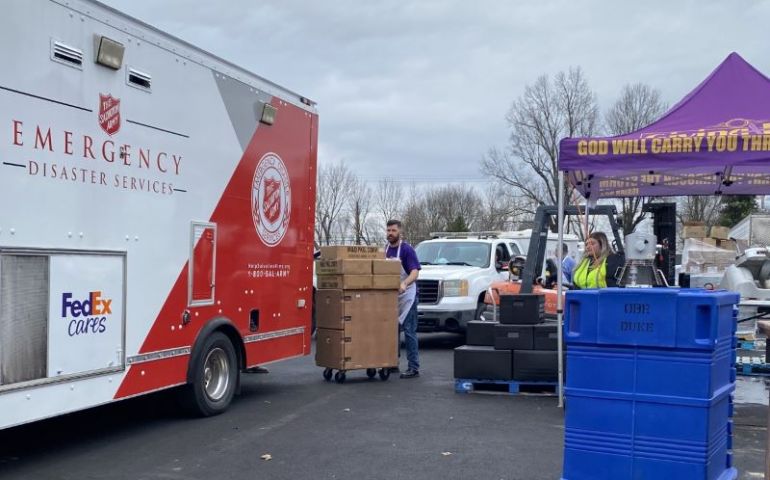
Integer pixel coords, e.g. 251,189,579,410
559,53,770,199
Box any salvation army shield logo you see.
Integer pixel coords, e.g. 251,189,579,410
252,153,291,247
98,93,121,136
262,178,282,224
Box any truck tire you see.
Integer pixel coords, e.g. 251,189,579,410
179,331,238,417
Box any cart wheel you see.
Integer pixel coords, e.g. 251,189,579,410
366,368,377,379
323,368,333,381
334,371,346,384
378,368,390,381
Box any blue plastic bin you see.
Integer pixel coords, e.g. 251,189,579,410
562,288,738,480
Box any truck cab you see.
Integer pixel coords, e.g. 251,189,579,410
414,234,524,333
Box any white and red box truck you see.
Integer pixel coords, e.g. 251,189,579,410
0,0,318,428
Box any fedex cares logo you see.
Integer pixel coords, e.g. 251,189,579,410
62,291,112,336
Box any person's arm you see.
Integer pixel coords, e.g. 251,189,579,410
401,268,419,293
400,245,421,293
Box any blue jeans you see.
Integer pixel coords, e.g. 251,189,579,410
399,299,420,371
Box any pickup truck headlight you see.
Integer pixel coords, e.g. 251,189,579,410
443,279,469,297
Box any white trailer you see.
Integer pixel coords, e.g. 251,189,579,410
0,0,318,429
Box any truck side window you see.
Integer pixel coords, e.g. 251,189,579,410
495,243,511,270
508,242,521,256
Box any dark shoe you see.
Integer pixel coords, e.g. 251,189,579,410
388,367,400,373
400,369,419,379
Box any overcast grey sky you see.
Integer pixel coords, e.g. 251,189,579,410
102,0,770,186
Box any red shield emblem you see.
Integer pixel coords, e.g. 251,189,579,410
98,93,121,136
262,177,282,224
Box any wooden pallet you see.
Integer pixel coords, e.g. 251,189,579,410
736,359,770,376
454,378,558,396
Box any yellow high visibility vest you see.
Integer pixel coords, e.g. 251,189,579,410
573,257,607,289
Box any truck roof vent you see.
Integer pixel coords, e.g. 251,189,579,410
127,68,152,91
51,40,83,69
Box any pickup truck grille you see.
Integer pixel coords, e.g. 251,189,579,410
417,280,440,304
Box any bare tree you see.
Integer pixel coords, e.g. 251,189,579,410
678,196,723,227
477,185,536,232
605,83,668,233
482,67,599,209
315,161,354,246
402,186,431,244
374,178,404,223
348,176,374,245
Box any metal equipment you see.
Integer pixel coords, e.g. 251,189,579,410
617,232,668,287
720,247,770,300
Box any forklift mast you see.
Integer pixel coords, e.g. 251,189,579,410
520,205,624,294
642,202,677,286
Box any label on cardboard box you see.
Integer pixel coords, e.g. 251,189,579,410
317,275,373,290
315,259,372,276
372,259,402,275
320,245,382,260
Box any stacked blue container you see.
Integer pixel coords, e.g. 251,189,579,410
562,288,738,480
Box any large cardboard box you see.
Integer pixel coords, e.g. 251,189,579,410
710,225,730,240
315,325,398,370
683,223,707,239
315,289,398,332
697,237,718,247
317,275,372,290
717,239,737,251
320,245,381,260
371,275,401,290
315,259,372,276
372,259,401,275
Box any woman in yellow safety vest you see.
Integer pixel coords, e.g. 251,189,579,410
573,232,619,289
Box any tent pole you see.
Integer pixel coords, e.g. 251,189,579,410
557,171,565,408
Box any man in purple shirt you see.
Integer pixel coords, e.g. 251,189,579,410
385,219,421,378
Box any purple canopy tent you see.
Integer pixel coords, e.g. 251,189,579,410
553,52,770,405
560,52,770,199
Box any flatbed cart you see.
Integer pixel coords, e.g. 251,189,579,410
321,366,393,383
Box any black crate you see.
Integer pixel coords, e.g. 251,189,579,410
513,350,558,382
466,320,498,347
499,294,544,325
494,324,533,350
454,345,513,381
533,324,558,350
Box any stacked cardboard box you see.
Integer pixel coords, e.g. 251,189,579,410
682,237,738,274
315,246,400,371
454,294,559,382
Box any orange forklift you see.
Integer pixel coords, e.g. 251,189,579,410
482,205,625,320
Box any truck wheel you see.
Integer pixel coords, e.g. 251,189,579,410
179,332,238,417
323,368,333,381
366,368,377,379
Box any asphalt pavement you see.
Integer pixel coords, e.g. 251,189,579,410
0,333,766,480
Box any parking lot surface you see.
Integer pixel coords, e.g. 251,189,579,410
0,334,766,480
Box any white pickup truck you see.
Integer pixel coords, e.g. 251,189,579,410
413,231,579,333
